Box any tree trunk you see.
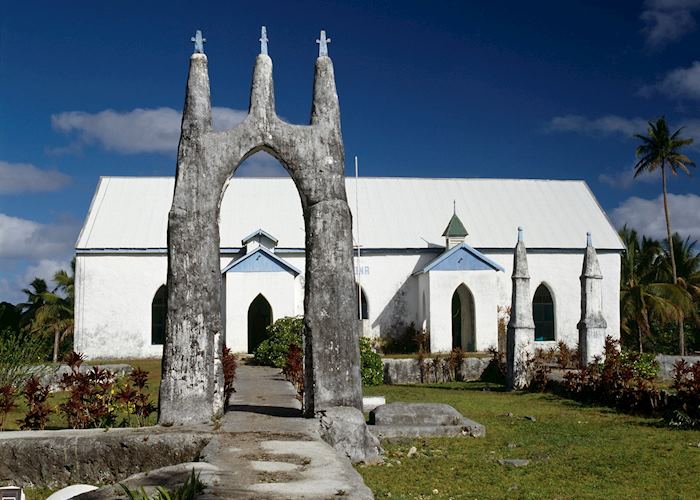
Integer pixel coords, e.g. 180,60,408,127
661,165,684,355
53,329,60,363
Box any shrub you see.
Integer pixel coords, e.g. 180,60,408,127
0,384,17,431
0,328,45,389
222,347,237,407
118,367,157,427
360,337,383,386
382,322,429,354
448,348,466,381
480,347,506,385
282,344,304,398
563,337,661,414
18,376,51,430
253,316,303,368
667,359,700,429
61,352,158,429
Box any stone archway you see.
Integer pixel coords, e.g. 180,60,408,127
159,31,362,425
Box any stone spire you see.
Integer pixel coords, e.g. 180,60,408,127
506,226,535,390
578,232,607,365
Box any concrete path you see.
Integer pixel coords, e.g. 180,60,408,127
198,365,373,499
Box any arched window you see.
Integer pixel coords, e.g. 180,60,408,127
451,284,476,351
356,285,369,320
151,285,167,345
533,284,555,341
248,294,273,353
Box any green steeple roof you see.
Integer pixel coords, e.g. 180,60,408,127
442,212,468,238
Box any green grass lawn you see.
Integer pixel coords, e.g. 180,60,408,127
360,382,700,499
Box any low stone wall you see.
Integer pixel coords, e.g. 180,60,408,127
655,354,700,380
30,364,133,392
383,357,490,384
0,427,212,488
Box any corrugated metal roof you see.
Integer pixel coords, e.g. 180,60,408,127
76,176,624,251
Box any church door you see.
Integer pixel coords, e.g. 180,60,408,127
248,294,273,353
451,292,462,349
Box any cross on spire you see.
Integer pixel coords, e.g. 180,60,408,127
453,200,456,215
191,29,206,54
316,30,331,57
260,26,269,55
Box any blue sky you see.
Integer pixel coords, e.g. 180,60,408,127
1,0,700,302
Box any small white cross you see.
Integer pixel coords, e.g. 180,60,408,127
316,30,331,57
191,30,206,54
260,26,269,55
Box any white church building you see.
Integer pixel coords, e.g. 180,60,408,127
74,176,624,359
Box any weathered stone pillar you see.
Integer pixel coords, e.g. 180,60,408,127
578,232,607,365
506,227,535,390
159,52,225,425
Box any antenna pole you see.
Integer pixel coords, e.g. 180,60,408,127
355,155,362,321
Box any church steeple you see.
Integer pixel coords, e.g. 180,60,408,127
442,202,468,249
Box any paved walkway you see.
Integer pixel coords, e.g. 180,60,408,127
198,364,373,499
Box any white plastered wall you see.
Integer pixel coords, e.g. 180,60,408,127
484,250,621,352
75,254,168,360
426,270,501,353
223,270,299,353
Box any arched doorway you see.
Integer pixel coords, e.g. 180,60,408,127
248,294,273,353
451,284,476,351
151,285,167,345
356,285,369,320
533,284,555,341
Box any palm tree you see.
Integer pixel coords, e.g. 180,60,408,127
634,117,695,354
18,261,75,362
619,227,692,352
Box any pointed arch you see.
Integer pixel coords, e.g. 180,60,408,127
356,284,369,320
533,283,555,341
151,285,167,345
248,293,273,353
451,284,476,351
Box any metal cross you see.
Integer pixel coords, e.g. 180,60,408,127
260,26,269,55
191,30,206,54
316,30,331,57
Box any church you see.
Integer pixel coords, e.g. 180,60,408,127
73,174,623,359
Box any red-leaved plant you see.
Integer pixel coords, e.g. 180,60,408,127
18,376,51,430
117,367,157,427
222,347,237,407
0,385,17,431
282,344,304,399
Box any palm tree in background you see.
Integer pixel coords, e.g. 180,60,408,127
634,117,695,354
19,261,75,362
619,227,692,352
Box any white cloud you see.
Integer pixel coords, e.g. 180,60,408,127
22,259,70,287
0,161,70,194
640,0,700,48
51,106,247,155
548,114,700,150
236,152,288,177
640,61,700,101
598,167,660,189
611,193,700,240
547,115,648,137
0,213,79,260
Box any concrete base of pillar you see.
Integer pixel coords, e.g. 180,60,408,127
578,325,607,366
506,326,534,390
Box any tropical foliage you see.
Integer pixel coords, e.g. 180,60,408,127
634,117,695,354
619,227,697,353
